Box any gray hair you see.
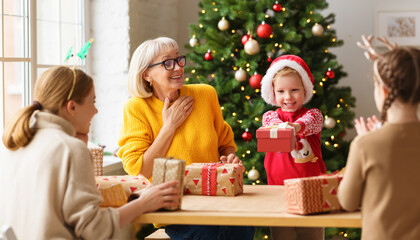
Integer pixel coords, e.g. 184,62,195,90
127,37,179,98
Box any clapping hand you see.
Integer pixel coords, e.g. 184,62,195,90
354,115,381,135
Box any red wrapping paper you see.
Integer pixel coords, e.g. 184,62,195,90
256,125,296,152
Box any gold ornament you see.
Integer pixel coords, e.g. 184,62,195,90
235,68,247,82
248,167,260,181
312,23,324,37
218,17,230,31
324,117,336,129
244,38,260,55
189,36,198,47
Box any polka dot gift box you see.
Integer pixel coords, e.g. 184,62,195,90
152,158,186,211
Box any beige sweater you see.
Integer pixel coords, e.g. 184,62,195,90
338,122,420,240
0,111,119,240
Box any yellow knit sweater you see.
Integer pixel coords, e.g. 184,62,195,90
117,84,237,176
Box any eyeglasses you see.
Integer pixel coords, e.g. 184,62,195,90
148,56,186,70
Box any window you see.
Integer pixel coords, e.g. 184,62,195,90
0,0,86,137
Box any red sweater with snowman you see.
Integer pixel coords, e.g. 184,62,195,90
262,107,326,185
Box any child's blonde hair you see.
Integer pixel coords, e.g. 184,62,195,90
273,67,301,81
3,66,93,150
376,47,420,121
127,37,179,98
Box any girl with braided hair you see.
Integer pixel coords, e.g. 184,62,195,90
338,35,420,240
0,66,181,240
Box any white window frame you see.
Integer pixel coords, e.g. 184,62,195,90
0,0,87,136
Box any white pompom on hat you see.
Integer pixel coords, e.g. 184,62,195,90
261,54,314,106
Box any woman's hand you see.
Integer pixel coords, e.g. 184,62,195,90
138,180,182,213
354,115,381,135
220,153,242,164
162,96,194,130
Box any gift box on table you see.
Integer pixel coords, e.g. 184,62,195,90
256,123,296,152
284,175,342,215
88,143,104,176
184,163,244,196
96,175,150,198
152,158,186,211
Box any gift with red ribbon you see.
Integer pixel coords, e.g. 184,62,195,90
184,163,244,196
256,123,296,152
284,174,343,214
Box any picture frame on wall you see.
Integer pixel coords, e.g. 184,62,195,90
375,10,420,47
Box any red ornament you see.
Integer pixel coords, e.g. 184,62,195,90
267,57,273,63
339,131,346,138
326,69,335,79
241,34,250,45
249,73,263,89
242,129,253,142
257,22,273,39
273,1,282,12
204,50,213,61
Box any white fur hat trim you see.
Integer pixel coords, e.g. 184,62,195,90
261,55,314,106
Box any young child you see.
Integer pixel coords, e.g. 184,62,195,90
260,55,326,240
0,66,181,239
338,36,420,240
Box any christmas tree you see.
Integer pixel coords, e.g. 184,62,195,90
184,0,357,239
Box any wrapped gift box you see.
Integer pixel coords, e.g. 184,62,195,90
184,163,244,196
284,175,342,215
89,145,104,176
256,123,296,152
99,184,127,207
152,158,186,210
95,175,150,198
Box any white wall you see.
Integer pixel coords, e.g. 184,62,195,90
88,0,180,152
325,0,420,139
89,0,420,152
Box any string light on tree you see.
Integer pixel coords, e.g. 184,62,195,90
247,166,260,181
249,72,263,89
257,21,273,39
204,50,213,61
244,37,260,55
312,23,324,36
218,17,229,31
235,68,247,82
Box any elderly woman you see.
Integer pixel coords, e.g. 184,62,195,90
117,37,254,240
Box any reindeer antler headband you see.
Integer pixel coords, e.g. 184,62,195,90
64,38,94,100
356,35,398,87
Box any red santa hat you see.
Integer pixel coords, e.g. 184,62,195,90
261,55,314,106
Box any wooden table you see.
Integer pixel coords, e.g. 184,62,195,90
135,185,361,228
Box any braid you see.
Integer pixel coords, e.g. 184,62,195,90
380,86,398,122
378,62,399,122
